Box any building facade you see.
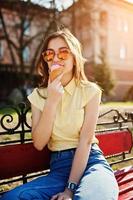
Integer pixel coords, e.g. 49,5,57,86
62,0,133,100
95,0,133,100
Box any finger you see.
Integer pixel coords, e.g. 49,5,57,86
48,77,51,85
48,78,50,84
56,81,62,86
51,194,58,200
59,86,64,94
56,84,64,93
50,73,64,85
51,195,57,200
54,73,64,82
57,195,64,200
57,72,64,80
52,77,62,86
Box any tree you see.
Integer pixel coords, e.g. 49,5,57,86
123,86,133,101
0,0,59,75
93,50,115,99
0,0,62,102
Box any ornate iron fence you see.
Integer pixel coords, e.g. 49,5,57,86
0,102,133,145
0,103,31,145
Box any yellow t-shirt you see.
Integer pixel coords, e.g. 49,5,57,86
27,78,102,151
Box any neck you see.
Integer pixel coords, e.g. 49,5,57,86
61,72,73,87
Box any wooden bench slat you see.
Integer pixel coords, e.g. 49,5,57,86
0,143,51,179
115,166,133,178
114,166,133,199
119,185,133,195
118,191,133,200
96,129,133,156
118,177,133,187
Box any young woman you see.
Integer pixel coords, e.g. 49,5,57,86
1,28,119,200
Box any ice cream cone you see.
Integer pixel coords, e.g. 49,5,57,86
49,64,64,82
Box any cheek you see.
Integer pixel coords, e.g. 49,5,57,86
64,63,73,73
65,58,74,70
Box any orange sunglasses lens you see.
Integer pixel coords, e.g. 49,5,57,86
42,48,70,62
58,49,70,60
43,50,54,62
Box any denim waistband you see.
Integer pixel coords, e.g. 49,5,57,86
51,147,76,155
51,143,98,156
50,143,105,169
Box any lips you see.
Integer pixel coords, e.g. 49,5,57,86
50,63,64,72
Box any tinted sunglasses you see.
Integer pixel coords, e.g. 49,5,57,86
42,47,71,62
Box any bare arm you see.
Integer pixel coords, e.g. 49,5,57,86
31,100,57,151
67,90,101,185
31,74,64,151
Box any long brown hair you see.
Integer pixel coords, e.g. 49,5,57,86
36,27,87,88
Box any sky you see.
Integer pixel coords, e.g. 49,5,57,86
125,0,133,3
23,0,133,11
29,0,75,11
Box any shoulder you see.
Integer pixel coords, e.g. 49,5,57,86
28,87,47,100
80,80,101,93
36,87,48,99
27,87,47,111
79,80,102,105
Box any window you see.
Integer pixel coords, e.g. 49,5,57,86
24,20,30,36
118,18,128,32
123,20,128,32
100,11,108,27
23,46,30,63
120,45,126,59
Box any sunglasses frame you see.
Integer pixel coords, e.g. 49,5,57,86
42,47,71,62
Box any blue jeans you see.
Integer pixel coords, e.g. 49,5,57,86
1,144,119,200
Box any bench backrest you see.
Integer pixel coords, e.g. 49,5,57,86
0,143,50,179
96,129,133,156
0,129,132,180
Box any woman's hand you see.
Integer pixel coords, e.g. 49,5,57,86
47,73,64,106
51,189,73,200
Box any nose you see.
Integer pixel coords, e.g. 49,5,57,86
53,52,59,62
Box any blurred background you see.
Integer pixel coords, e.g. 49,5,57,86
0,0,133,105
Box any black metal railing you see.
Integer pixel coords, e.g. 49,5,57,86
0,102,31,145
0,102,133,145
97,109,133,132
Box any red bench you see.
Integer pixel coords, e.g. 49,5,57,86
97,129,133,200
0,129,133,199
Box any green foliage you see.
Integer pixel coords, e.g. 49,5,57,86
93,51,115,98
123,85,133,101
103,101,133,106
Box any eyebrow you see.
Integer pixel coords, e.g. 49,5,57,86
46,47,69,51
